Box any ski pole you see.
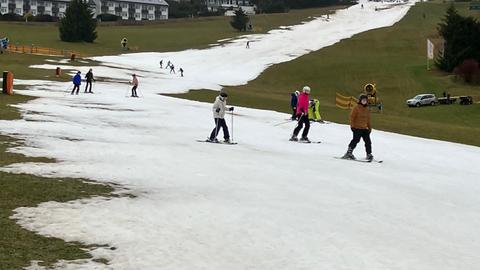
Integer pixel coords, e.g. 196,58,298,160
231,109,234,142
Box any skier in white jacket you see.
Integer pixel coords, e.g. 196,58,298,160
208,91,234,143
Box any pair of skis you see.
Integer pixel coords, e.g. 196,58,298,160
196,139,237,145
334,156,383,163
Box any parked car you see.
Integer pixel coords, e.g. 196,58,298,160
406,94,438,107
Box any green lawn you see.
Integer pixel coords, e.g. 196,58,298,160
172,1,480,146
1,7,343,56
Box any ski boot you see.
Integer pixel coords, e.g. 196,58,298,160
207,138,219,143
289,135,298,142
224,138,231,144
342,148,355,160
366,153,374,162
300,137,311,143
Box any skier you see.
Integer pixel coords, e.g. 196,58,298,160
246,41,250,49
159,60,163,68
71,71,81,95
84,68,95,93
208,91,234,143
170,64,175,74
121,38,128,50
290,90,299,120
179,68,184,77
308,99,323,122
290,86,311,142
130,74,139,97
342,94,373,161
165,60,171,69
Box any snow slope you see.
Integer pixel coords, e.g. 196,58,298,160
1,1,480,269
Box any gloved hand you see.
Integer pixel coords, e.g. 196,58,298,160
215,108,221,113
229,107,234,111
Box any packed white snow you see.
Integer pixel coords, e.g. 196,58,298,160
2,1,480,269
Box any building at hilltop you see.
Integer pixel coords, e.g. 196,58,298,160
0,0,169,20
205,0,254,15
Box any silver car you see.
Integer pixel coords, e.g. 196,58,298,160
406,94,438,107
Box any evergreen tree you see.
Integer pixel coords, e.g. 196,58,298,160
230,9,249,31
436,5,480,72
59,0,97,42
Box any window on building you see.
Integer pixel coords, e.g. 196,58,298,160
14,8,22,14
121,3,127,8
31,9,37,15
0,8,7,13
108,2,114,7
30,0,36,4
59,3,65,9
148,5,153,10
45,1,51,7
0,0,6,3
135,4,140,9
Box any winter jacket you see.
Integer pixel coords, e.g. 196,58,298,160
132,76,138,86
350,104,371,130
212,96,227,119
85,71,94,82
308,99,321,120
73,74,81,85
290,93,298,108
296,92,309,116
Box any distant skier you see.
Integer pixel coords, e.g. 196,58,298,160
308,99,323,122
130,74,139,97
165,60,171,69
246,41,250,49
71,71,81,95
179,68,184,77
159,60,163,68
208,91,234,143
84,68,95,93
170,64,175,74
290,90,299,120
290,86,311,142
121,38,128,50
342,94,373,161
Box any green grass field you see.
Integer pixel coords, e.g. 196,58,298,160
172,2,480,146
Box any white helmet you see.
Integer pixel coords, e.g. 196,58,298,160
303,86,311,93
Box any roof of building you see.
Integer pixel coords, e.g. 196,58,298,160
114,0,168,5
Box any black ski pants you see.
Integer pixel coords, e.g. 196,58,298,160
210,118,230,140
131,85,138,97
348,128,372,154
71,84,80,95
293,114,310,138
85,81,92,92
291,107,297,120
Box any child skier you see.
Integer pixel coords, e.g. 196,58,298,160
121,38,128,50
290,90,299,120
342,94,374,161
208,91,234,143
290,86,311,142
71,71,81,95
130,74,139,97
84,68,94,93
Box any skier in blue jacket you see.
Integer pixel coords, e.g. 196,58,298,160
71,71,81,95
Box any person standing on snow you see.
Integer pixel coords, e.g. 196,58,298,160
165,60,171,69
71,71,81,95
179,68,184,77
159,60,163,68
84,68,95,93
290,90,299,120
208,91,234,143
130,74,139,97
170,64,176,74
342,94,373,161
290,86,311,142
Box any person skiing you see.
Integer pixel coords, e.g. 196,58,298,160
290,90,299,120
342,94,373,161
121,38,128,50
170,64,175,74
208,91,234,143
71,71,81,95
308,98,323,122
130,74,139,97
179,68,184,77
84,68,95,93
165,60,171,69
290,86,311,142
246,41,250,49
159,60,163,68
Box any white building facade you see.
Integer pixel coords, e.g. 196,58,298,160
205,0,253,14
0,0,168,20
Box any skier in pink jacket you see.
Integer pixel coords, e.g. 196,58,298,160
290,86,311,142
